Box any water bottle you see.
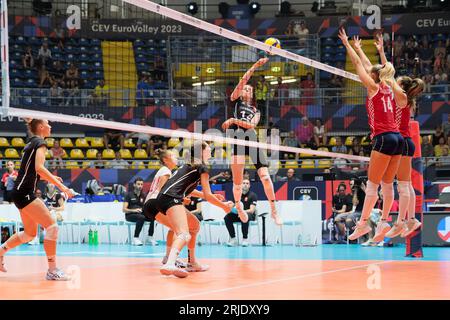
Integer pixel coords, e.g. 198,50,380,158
88,228,93,245
93,230,98,245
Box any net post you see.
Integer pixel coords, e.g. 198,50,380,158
406,120,424,258
0,0,9,116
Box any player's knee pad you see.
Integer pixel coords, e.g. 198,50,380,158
176,232,191,242
408,183,416,197
44,224,59,241
365,180,379,197
397,181,410,197
381,181,394,196
18,231,36,243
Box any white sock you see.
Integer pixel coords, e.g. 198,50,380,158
359,180,380,223
397,181,410,224
166,248,180,266
380,181,394,220
408,183,416,220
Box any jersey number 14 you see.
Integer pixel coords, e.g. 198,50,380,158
382,96,393,113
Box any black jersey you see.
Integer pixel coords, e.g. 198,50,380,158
160,164,209,200
14,136,47,193
44,193,63,208
233,99,259,127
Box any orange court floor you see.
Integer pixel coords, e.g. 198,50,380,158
0,244,449,300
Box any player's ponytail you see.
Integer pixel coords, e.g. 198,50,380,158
397,76,424,112
24,118,44,135
378,62,396,86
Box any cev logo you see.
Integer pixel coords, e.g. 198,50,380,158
437,217,450,242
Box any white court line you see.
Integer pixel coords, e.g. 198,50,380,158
163,260,394,300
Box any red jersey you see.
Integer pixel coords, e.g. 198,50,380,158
395,103,412,138
366,84,398,139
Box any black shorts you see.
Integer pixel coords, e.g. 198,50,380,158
10,189,36,210
143,198,160,220
228,125,268,170
155,194,184,215
372,132,404,156
402,137,416,157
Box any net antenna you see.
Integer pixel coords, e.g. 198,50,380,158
0,0,9,116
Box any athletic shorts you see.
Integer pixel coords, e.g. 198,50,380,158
402,137,415,157
372,132,404,156
228,125,268,170
143,198,160,220
155,194,183,215
10,189,36,210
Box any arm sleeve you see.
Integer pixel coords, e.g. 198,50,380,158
34,138,47,150
198,165,210,175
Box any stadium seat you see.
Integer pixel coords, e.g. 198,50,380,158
182,139,193,148
60,138,74,148
131,161,146,169
119,149,132,159
301,159,315,169
134,149,148,159
14,161,21,169
82,161,92,168
360,136,370,146
70,149,85,159
86,149,98,159
148,160,160,169
300,149,313,158
317,159,332,169
91,138,104,148
0,137,9,147
75,138,89,148
284,160,299,169
345,136,355,146
102,149,115,159
45,150,51,159
328,137,337,146
11,137,25,147
168,138,180,148
45,137,55,148
318,147,329,153
65,161,80,169
5,148,20,158
124,138,136,148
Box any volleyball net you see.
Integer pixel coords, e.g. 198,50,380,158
1,0,371,168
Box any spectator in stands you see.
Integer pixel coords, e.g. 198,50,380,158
393,37,405,67
421,135,434,158
438,73,448,85
54,26,65,50
419,42,434,73
423,73,433,92
277,168,299,182
94,79,110,107
404,41,418,69
49,140,66,170
1,161,18,203
332,136,347,154
183,196,203,222
193,81,211,107
50,60,65,85
65,79,80,106
333,150,349,170
255,75,269,118
38,65,52,88
435,136,449,157
153,55,166,81
126,118,153,156
443,114,450,138
110,151,129,169
332,183,353,242
274,77,288,106
37,41,52,68
149,136,166,158
345,178,366,237
348,137,362,156
123,177,156,246
93,152,104,169
225,179,257,247
215,170,232,184
300,72,315,105
283,130,299,159
294,21,309,47
313,119,327,147
432,125,446,147
35,188,44,201
22,46,34,69
65,63,79,85
434,52,445,74
357,150,368,170
104,122,125,150
50,82,63,106
437,146,450,167
136,74,150,107
434,40,446,60
295,116,313,147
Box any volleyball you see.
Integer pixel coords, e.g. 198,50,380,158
264,37,281,55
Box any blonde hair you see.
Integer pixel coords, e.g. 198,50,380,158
370,62,395,85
